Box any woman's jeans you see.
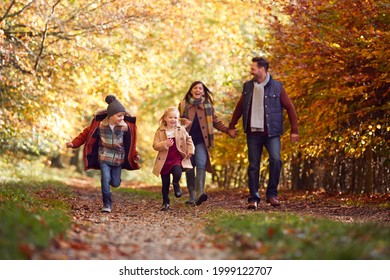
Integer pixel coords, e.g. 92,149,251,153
100,163,122,207
247,134,282,203
186,142,207,201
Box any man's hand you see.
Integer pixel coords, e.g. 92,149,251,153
228,129,237,138
290,133,299,142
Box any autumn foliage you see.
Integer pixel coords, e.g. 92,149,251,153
1,0,388,194
254,0,389,194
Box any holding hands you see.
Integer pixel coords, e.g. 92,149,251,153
228,128,237,138
181,118,192,128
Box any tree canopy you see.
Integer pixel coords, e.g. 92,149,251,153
1,0,388,193
1,0,257,155
256,0,389,194
260,0,389,159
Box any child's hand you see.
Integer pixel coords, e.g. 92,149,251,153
185,153,193,159
66,142,74,148
166,138,174,147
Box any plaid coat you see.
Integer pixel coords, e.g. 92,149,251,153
70,109,140,171
98,118,128,166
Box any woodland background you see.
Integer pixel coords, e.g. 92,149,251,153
1,0,389,194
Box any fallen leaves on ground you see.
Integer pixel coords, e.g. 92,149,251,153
33,177,389,260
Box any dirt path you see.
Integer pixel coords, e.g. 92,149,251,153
35,178,232,260
34,177,390,260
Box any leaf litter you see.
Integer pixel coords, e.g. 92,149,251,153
33,177,389,260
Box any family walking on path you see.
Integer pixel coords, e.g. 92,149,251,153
66,57,299,213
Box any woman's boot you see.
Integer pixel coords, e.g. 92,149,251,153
195,168,208,205
185,169,196,204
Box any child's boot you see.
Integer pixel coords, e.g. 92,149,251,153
173,182,182,198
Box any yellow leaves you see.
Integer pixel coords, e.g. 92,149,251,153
330,42,340,48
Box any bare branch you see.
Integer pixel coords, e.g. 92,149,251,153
0,0,15,22
34,0,62,71
1,0,35,22
8,34,37,58
1,56,33,75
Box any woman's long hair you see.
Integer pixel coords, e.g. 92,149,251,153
184,81,214,104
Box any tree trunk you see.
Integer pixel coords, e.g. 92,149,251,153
364,145,374,195
69,148,84,173
350,158,356,194
291,153,301,190
50,155,64,168
356,158,364,194
339,158,346,193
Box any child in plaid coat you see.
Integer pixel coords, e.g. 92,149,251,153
66,95,140,212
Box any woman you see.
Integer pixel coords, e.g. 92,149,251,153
179,81,235,205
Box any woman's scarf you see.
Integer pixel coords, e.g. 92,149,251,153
180,97,214,147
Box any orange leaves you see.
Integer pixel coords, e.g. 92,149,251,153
267,227,275,239
258,0,389,161
18,243,35,259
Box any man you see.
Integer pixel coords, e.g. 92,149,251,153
229,57,299,209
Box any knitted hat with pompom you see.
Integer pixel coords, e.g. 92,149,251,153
105,95,126,117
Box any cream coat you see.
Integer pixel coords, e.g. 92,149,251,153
152,125,195,176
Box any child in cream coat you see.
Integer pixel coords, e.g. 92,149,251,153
152,107,194,211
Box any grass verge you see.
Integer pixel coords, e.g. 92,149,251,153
205,211,390,260
0,180,72,259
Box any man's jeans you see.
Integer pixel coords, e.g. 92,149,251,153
100,163,122,206
247,134,282,203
